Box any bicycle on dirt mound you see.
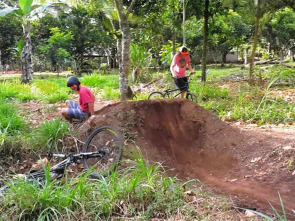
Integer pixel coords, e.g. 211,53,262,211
148,74,197,102
0,126,123,195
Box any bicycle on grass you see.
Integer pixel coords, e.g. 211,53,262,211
0,126,123,195
148,74,197,102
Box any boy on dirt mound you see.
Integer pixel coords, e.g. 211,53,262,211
61,76,95,123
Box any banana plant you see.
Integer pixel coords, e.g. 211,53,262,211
0,0,68,83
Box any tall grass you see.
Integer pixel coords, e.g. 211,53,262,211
0,154,193,220
0,103,25,134
0,103,27,161
0,79,69,102
31,118,70,151
0,73,121,102
82,73,119,89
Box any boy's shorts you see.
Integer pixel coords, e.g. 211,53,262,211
66,101,89,119
174,77,188,92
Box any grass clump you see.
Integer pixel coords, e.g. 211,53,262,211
0,103,27,161
30,118,70,150
0,80,38,101
0,103,25,134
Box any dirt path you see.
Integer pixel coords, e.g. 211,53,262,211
76,99,295,218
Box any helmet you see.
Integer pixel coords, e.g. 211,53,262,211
179,46,189,55
67,76,80,87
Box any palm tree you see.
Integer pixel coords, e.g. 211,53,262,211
0,0,68,83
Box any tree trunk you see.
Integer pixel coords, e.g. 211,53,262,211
75,55,83,76
120,22,131,100
117,38,122,72
21,21,33,83
115,0,136,101
201,0,209,82
249,0,261,85
244,48,248,65
221,53,227,67
172,29,176,55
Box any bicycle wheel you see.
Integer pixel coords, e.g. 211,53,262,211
186,92,198,102
148,91,164,100
83,126,123,178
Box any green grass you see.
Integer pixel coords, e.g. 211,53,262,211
81,73,119,89
0,153,194,220
205,66,244,79
0,103,27,161
0,72,121,102
0,103,25,135
0,79,69,102
30,118,70,151
186,65,295,125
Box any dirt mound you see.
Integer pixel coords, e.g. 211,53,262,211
77,99,295,217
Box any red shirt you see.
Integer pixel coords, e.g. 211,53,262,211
78,86,94,113
171,53,191,78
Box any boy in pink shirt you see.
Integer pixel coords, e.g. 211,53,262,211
170,46,195,98
61,76,95,122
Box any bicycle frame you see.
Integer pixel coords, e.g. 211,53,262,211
163,75,192,98
28,150,108,181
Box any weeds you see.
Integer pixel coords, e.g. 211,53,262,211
81,73,119,89
31,118,70,151
0,79,69,102
0,153,194,220
243,192,288,221
0,103,25,134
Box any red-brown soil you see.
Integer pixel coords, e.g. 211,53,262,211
76,99,295,218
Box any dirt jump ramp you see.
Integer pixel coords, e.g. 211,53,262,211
77,99,295,217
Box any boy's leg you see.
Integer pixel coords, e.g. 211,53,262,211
67,100,79,109
61,101,80,122
61,108,73,122
174,77,187,98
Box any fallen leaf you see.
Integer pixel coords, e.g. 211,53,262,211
245,210,257,218
244,175,252,178
251,157,262,163
14,174,26,179
31,158,49,170
254,170,267,176
283,146,294,150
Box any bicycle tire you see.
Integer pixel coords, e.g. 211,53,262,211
186,92,198,102
83,126,123,179
148,91,164,100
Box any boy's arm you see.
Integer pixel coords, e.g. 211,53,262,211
170,55,177,77
188,63,194,74
88,102,95,115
